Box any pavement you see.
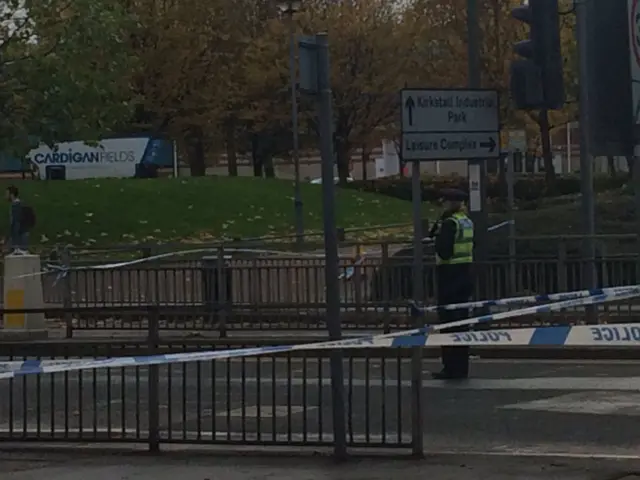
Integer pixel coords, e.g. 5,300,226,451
2,450,640,480
2,359,640,459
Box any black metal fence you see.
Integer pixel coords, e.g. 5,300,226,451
51,254,640,310
2,303,640,456
4,252,636,337
0,306,420,455
1,235,639,456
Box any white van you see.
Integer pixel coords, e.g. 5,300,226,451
27,137,176,180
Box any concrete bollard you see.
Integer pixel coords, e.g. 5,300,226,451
1,253,47,340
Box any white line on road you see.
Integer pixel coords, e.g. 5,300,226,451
501,392,640,415
9,375,640,391
166,376,640,391
225,406,313,418
0,428,638,460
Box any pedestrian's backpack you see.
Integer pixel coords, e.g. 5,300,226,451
20,205,36,231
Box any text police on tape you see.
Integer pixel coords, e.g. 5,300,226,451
320,337,376,348
451,331,512,343
590,325,640,342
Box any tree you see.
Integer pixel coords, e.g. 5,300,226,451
241,0,413,184
234,15,291,178
407,0,579,185
126,0,253,176
0,0,137,156
298,0,414,184
217,0,286,178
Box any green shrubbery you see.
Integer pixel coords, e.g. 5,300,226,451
345,174,627,203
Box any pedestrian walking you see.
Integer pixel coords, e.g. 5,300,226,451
5,185,35,253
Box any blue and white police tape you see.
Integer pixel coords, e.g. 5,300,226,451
2,322,640,380
12,246,334,281
409,284,640,316
324,324,640,349
15,220,513,282
1,285,637,380
426,285,640,332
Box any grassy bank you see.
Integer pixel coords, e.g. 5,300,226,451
0,177,431,247
0,176,632,254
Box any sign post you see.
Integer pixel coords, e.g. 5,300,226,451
298,33,347,459
400,89,499,447
400,88,500,284
506,129,526,296
401,89,500,162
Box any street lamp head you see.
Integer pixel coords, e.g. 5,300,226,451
278,0,302,14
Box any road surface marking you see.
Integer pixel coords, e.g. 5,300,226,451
501,392,640,415
224,406,311,418
214,377,640,391
0,428,638,459
7,375,640,391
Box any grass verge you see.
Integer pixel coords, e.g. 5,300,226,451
0,177,435,247
0,177,632,255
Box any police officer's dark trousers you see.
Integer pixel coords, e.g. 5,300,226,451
436,263,473,377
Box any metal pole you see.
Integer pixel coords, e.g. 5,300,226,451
466,0,481,87
566,122,572,172
172,141,178,178
466,0,488,289
411,162,424,324
316,32,347,460
634,146,640,287
288,7,304,245
410,160,424,457
507,151,517,295
576,0,596,320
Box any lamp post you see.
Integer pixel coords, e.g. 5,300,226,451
279,0,304,245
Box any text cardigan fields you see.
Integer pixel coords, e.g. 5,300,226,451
31,150,136,165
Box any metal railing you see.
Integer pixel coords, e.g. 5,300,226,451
1,304,640,455
1,258,640,336
0,306,419,453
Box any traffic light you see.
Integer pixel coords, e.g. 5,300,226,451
510,0,565,110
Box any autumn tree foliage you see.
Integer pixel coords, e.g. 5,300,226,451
299,0,413,183
125,0,252,175
0,0,580,179
229,0,415,183
0,0,137,156
406,0,578,184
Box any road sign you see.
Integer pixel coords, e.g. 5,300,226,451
507,130,527,152
401,89,499,133
402,132,498,161
400,88,500,161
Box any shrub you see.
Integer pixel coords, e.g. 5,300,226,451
345,174,626,203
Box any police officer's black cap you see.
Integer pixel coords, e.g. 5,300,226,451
439,188,468,201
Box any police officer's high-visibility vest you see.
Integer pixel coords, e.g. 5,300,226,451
436,212,474,265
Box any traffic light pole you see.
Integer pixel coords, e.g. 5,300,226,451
467,0,489,287
576,0,597,322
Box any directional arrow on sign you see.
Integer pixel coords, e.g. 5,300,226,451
480,136,496,153
404,96,415,126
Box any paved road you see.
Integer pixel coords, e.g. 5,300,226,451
2,359,640,458
3,451,640,480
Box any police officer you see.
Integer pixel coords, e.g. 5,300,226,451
432,188,474,380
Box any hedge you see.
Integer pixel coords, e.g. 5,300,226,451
345,174,626,203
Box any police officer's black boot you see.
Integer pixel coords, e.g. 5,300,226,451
432,347,469,380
